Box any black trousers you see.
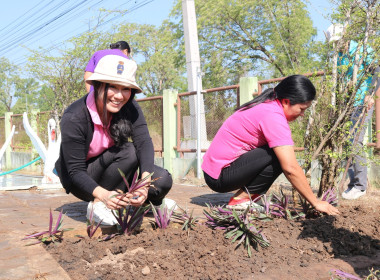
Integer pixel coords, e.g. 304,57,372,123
70,143,172,205
203,145,283,195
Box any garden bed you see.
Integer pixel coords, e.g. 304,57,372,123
45,201,380,280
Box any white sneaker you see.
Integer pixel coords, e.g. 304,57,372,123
341,188,366,200
87,201,118,226
157,198,178,211
226,201,265,212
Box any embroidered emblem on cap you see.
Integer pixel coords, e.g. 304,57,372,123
117,61,125,75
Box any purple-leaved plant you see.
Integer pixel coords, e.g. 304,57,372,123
299,188,339,219
203,204,269,257
172,205,199,232
321,188,338,206
248,194,275,221
298,194,312,217
150,202,175,229
271,191,303,220
113,204,150,235
118,169,157,195
22,209,73,245
108,170,158,236
330,269,362,280
86,204,103,238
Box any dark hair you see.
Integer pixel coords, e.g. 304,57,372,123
92,81,137,147
236,75,316,111
109,41,131,53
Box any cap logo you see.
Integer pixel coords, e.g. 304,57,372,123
117,61,124,75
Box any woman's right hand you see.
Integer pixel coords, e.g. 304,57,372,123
313,200,340,216
92,187,129,210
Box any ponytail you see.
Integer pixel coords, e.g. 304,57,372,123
236,88,276,111
109,41,131,53
236,75,316,111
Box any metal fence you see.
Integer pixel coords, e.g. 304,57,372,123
175,85,240,157
0,99,164,157
136,96,164,157
0,117,4,145
2,71,379,156
7,111,54,152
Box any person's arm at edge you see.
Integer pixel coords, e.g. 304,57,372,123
273,145,340,215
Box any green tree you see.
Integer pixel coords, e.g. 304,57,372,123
170,0,323,84
11,78,40,114
26,31,110,118
303,0,379,195
0,57,20,114
115,22,187,96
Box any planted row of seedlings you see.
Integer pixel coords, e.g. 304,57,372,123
21,172,379,279
22,184,337,250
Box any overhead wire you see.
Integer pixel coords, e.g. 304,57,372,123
0,0,48,35
11,0,155,66
10,0,105,64
0,0,93,56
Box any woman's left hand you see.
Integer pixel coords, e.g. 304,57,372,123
124,186,149,207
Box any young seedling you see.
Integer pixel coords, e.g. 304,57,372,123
22,208,73,245
108,170,158,235
113,204,150,235
204,204,270,257
298,194,312,217
150,202,175,229
248,194,274,221
365,268,380,280
118,169,157,195
321,188,338,206
86,204,103,238
271,191,304,220
299,188,339,218
172,205,199,232
330,269,362,280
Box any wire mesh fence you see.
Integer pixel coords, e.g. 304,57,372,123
0,117,5,145
10,114,29,151
1,102,163,156
177,85,239,157
136,96,163,157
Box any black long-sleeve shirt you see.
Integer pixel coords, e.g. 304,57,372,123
55,94,154,196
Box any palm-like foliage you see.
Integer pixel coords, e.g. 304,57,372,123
204,204,269,257
22,209,72,245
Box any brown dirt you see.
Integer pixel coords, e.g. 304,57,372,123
45,200,380,280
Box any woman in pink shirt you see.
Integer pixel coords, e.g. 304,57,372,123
202,75,339,216
56,55,175,226
84,41,131,93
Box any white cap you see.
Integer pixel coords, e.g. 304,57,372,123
86,55,142,93
325,24,344,42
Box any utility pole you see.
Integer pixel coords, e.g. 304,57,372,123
182,0,208,177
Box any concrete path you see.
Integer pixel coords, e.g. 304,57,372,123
0,183,230,280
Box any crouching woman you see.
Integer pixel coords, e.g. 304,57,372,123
202,75,339,215
55,55,174,225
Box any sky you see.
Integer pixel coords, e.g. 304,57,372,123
0,0,334,68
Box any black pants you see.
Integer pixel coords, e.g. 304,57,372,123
70,143,172,205
204,145,283,195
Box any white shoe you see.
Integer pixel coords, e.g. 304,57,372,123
226,201,265,212
158,198,178,211
341,188,366,200
87,201,118,226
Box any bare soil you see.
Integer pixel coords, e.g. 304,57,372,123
45,199,380,280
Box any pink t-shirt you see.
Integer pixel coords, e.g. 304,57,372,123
86,92,114,160
202,99,294,179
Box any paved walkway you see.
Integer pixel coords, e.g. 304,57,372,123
0,183,230,280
